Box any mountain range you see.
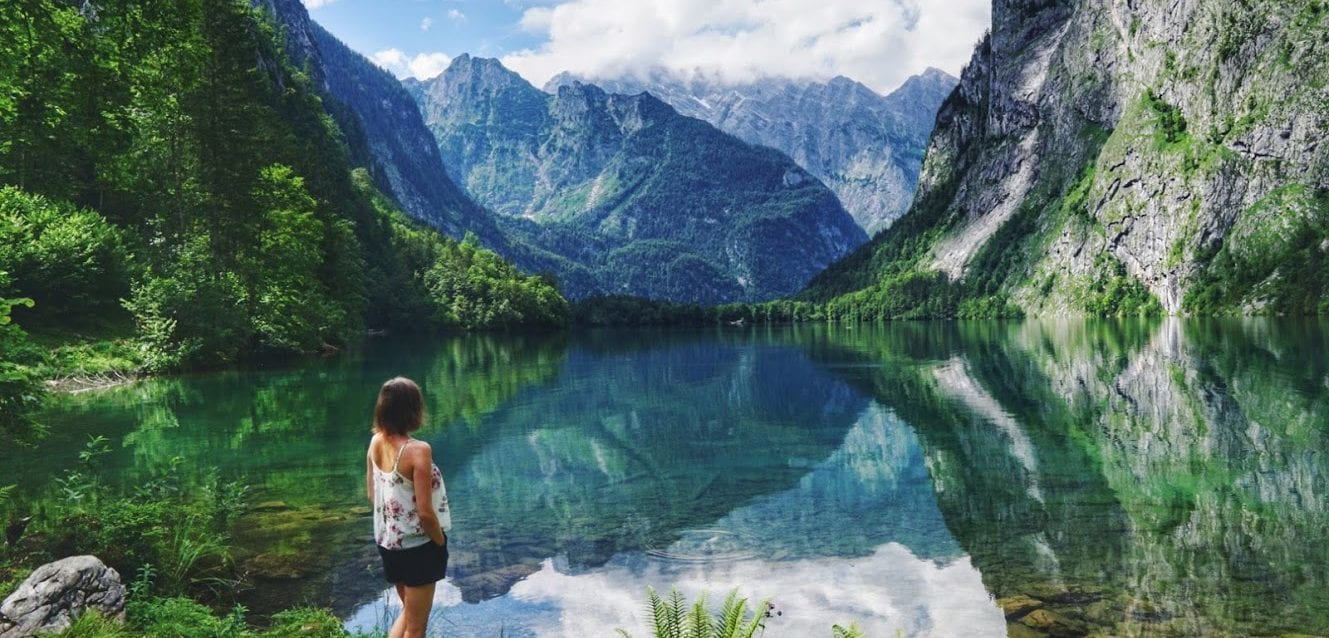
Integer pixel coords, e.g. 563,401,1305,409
255,0,969,306
544,69,957,235
258,0,1329,317
404,55,868,303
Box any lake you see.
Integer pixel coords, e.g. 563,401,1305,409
6,319,1329,636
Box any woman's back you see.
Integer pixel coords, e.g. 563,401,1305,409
369,434,450,550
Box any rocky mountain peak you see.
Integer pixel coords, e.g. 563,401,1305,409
542,68,958,234
407,59,866,303
439,54,532,94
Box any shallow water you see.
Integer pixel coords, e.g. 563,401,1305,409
9,319,1329,636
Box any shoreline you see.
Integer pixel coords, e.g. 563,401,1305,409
44,371,141,395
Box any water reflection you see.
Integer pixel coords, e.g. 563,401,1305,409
8,319,1329,636
348,403,1002,637
429,330,871,602
812,318,1329,636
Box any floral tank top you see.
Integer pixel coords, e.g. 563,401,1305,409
372,439,452,550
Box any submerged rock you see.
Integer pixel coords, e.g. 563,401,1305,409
999,594,1044,620
0,555,125,637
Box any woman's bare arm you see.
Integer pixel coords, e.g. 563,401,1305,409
365,451,374,505
409,443,446,546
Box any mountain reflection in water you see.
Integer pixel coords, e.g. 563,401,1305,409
13,319,1329,636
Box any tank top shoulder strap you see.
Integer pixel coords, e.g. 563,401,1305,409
391,439,413,474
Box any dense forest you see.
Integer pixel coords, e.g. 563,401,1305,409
0,1,567,441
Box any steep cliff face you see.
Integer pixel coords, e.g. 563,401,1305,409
409,55,867,303
544,70,957,235
253,0,505,246
806,0,1329,315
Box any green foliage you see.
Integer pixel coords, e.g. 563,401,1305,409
54,601,365,637
799,163,967,303
0,0,125,203
121,597,248,638
351,172,569,331
619,588,769,638
831,625,865,638
1185,184,1329,314
245,164,355,354
1082,254,1162,316
30,328,143,381
617,588,863,638
574,296,713,326
259,608,350,638
1143,90,1188,148
0,283,44,443
7,438,248,600
51,611,135,638
0,1,562,374
123,233,248,371
424,234,570,330
0,188,129,323
826,271,961,320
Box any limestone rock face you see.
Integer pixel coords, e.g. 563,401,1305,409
805,0,1329,314
0,556,125,637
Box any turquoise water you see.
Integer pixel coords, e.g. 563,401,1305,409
9,320,1329,636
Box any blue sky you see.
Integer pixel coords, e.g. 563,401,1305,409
305,1,545,64
303,0,990,95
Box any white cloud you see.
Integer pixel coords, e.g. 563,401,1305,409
301,0,336,9
409,52,453,79
371,49,453,80
448,8,467,22
370,48,408,71
420,16,433,31
500,0,990,94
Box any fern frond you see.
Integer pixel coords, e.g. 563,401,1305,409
831,623,864,638
716,591,746,637
737,598,770,638
666,588,687,638
684,593,712,638
648,587,673,638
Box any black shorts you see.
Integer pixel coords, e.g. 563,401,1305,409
378,540,448,586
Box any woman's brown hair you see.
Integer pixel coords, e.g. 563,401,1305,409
373,377,425,435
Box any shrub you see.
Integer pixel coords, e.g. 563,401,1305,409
25,439,246,599
0,187,128,324
123,597,247,638
123,233,249,371
260,608,350,638
0,284,44,443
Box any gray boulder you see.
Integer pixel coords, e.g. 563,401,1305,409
0,556,125,637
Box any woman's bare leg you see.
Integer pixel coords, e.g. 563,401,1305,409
388,583,408,638
400,582,437,638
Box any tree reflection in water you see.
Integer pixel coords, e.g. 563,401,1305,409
11,319,1329,635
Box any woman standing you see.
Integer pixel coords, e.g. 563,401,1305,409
366,377,452,638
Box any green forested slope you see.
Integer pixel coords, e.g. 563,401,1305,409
0,0,565,395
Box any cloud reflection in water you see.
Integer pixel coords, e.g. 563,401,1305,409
347,403,1004,636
